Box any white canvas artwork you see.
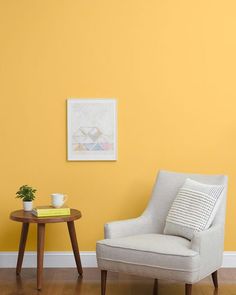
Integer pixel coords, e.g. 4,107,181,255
67,99,117,161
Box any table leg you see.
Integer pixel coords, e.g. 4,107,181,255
16,223,29,275
37,223,45,290
67,221,83,276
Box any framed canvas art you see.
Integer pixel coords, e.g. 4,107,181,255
67,99,117,161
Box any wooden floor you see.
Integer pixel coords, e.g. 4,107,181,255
0,268,236,295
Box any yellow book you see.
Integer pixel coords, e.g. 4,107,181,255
32,206,70,217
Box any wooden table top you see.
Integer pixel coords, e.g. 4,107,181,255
10,209,81,223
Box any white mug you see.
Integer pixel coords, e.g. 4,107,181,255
51,193,68,208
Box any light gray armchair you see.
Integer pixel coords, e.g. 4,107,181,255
96,170,228,295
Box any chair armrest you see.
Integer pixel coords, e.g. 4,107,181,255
104,215,154,239
191,225,224,252
191,225,224,268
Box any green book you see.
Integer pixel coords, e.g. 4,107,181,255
32,206,70,217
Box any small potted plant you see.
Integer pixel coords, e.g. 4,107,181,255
16,185,37,211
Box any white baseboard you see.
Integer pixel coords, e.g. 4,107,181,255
0,251,97,268
0,251,235,268
221,251,236,268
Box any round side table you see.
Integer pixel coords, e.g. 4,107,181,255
10,209,83,290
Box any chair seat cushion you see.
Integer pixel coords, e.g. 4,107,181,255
96,234,200,276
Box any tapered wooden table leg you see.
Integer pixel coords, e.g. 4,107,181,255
37,223,45,290
67,221,83,276
16,223,29,275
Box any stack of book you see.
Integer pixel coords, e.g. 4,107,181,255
32,206,70,217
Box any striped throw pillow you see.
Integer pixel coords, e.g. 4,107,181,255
164,178,225,240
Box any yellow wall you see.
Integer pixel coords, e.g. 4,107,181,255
0,0,236,251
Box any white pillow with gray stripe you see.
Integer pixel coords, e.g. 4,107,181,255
164,178,225,240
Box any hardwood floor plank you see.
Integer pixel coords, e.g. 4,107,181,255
0,268,236,295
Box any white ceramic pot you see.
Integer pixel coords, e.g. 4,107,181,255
23,201,33,211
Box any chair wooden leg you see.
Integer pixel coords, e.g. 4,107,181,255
101,270,107,295
212,270,218,288
153,279,158,295
185,284,192,295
